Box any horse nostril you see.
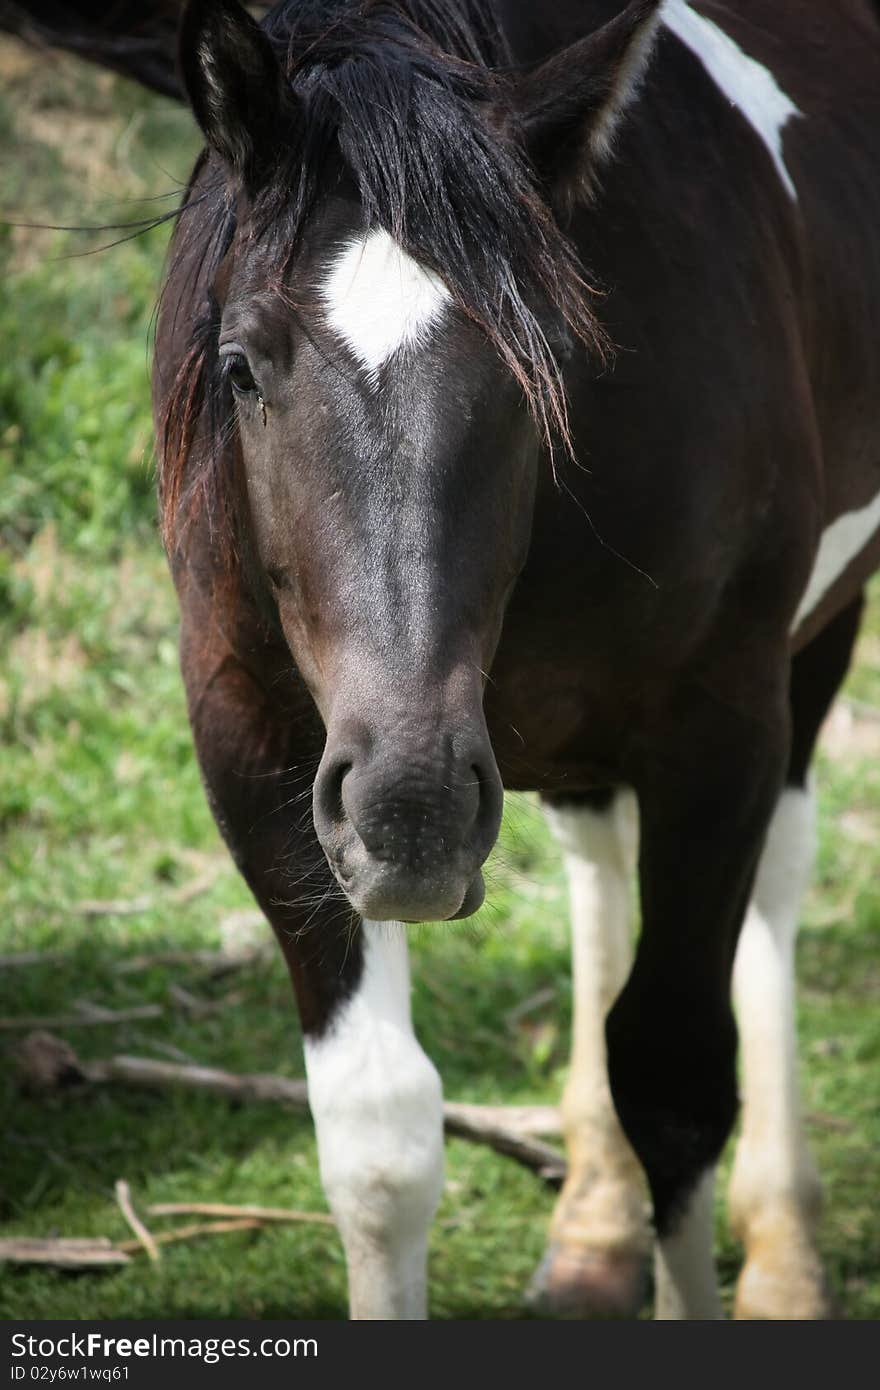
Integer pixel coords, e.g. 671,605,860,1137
471,753,504,851
466,762,482,827
314,757,351,834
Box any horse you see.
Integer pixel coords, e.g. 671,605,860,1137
153,0,880,1318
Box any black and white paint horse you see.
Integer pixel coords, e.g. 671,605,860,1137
155,0,880,1317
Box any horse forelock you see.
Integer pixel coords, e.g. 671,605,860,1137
159,1,614,553
268,1,608,412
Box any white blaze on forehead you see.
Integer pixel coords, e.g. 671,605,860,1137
321,228,451,380
792,490,880,632
663,0,800,198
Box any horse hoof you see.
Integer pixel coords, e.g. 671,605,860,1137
733,1256,836,1320
527,1243,648,1319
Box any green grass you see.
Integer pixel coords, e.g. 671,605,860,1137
1,41,878,1321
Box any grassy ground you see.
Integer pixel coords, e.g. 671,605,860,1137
1,42,878,1321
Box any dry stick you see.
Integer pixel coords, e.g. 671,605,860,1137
0,947,258,974
115,946,268,977
0,1238,130,1269
0,1219,332,1271
504,987,557,1029
0,1225,292,1270
114,1180,160,1264
88,1059,564,1172
118,1219,265,1252
147,1203,335,1226
842,693,880,721
0,1004,162,1032
15,1033,567,1181
443,1106,566,1182
169,984,246,1018
1,935,270,978
442,1101,560,1140
72,864,223,919
72,894,155,918
85,1055,311,1106
0,949,69,969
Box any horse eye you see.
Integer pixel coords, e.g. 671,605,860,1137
225,352,257,395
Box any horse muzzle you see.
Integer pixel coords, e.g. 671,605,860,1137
312,718,503,922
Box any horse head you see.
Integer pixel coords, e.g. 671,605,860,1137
173,0,662,921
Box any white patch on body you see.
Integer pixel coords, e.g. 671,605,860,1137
654,1169,723,1318
729,786,827,1317
663,0,800,198
792,490,880,632
321,229,450,382
542,794,649,1274
304,920,443,1319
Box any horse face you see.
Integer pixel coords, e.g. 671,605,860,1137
218,206,537,921
177,0,636,921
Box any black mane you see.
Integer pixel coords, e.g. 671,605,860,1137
258,0,609,439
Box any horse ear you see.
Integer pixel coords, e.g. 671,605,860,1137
179,0,293,187
517,0,664,200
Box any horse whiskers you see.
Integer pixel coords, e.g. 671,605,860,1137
233,762,317,782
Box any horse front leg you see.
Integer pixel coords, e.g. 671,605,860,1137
529,789,650,1318
607,683,789,1319
183,619,442,1319
727,595,863,1318
304,920,443,1319
728,785,826,1319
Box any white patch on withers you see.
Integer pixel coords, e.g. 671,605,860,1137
663,0,801,198
792,490,880,632
304,920,443,1319
321,229,451,383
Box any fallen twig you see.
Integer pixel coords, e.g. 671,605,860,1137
168,984,246,1018
147,1202,334,1226
842,694,880,722
115,1180,160,1264
0,1220,324,1270
0,1005,162,1032
806,1109,854,1134
0,1238,130,1269
71,864,223,919
504,987,557,1029
117,1218,263,1251
443,1105,566,1182
114,945,270,978
141,1040,199,1064
13,1032,567,1181
0,949,68,969
442,1101,560,1139
86,1054,311,1106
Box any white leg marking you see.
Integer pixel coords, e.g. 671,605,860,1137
730,785,827,1318
654,1170,723,1319
535,794,650,1312
320,229,450,381
663,0,800,198
792,492,880,632
546,793,637,1136
304,920,443,1319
